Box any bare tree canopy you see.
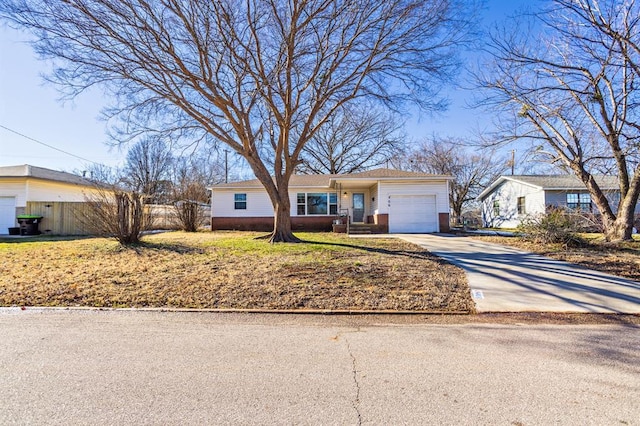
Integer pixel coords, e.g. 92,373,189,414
477,0,640,240
406,137,507,224
1,0,476,242
123,137,174,204
298,105,405,174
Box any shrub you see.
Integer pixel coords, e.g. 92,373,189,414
517,208,587,247
83,189,152,245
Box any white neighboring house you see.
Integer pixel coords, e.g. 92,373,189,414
478,174,639,228
209,168,452,233
0,164,100,234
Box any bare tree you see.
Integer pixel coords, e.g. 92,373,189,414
123,137,174,204
170,154,223,232
298,106,405,174
477,0,640,241
1,0,476,242
407,137,507,224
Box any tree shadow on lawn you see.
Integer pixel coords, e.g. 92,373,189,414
0,235,94,244
118,240,206,255
300,239,449,263
0,235,204,255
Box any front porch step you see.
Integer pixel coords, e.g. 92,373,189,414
348,224,372,235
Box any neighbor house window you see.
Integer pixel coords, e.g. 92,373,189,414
567,193,591,211
296,192,337,215
493,200,500,216
517,197,526,215
234,193,247,210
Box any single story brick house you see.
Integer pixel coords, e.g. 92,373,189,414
478,174,639,228
0,164,100,235
210,168,452,233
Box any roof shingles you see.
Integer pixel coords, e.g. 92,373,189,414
212,168,446,189
0,164,96,187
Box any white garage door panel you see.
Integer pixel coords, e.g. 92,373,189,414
389,194,437,233
0,197,16,233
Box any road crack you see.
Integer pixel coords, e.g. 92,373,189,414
344,336,362,426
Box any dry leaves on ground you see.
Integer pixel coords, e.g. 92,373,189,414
0,232,474,312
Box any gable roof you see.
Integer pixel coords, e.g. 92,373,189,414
0,164,97,187
211,168,450,189
478,174,620,200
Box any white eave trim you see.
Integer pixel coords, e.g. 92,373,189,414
477,176,544,201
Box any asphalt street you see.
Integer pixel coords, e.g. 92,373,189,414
0,310,638,425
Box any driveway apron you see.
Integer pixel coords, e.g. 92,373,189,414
397,234,640,313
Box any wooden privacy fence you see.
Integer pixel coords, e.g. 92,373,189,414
26,202,93,235
25,202,212,235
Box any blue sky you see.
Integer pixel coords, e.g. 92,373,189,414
0,0,530,173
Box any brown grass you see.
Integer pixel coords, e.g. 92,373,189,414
474,235,640,281
0,232,473,312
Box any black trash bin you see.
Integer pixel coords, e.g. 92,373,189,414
16,215,43,236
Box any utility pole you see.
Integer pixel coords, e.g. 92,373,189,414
224,149,229,183
510,150,515,175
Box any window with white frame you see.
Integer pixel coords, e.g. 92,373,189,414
296,192,338,215
234,193,247,210
492,200,500,216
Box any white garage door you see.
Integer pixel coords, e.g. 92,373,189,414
389,194,438,233
0,197,16,234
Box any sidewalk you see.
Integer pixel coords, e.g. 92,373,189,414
397,234,640,313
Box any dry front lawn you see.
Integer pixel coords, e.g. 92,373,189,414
0,232,473,312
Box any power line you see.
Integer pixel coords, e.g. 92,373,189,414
0,123,101,165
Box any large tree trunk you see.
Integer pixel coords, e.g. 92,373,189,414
250,159,301,244
605,184,640,241
270,195,301,243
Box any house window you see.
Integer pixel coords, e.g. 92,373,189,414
296,192,337,215
307,193,328,215
567,193,591,211
517,197,526,215
297,193,306,215
329,193,338,215
234,193,247,210
493,200,500,216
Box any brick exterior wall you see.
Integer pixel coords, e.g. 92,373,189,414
373,213,389,233
212,212,444,233
212,216,335,232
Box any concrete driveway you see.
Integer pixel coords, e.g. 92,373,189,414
398,234,640,313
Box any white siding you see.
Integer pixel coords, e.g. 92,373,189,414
26,180,96,202
481,181,545,228
0,180,26,207
370,183,379,214
0,179,98,206
377,181,449,215
212,189,274,217
212,187,345,218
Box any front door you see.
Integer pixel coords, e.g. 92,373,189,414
352,193,365,222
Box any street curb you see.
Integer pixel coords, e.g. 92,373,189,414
0,306,472,315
